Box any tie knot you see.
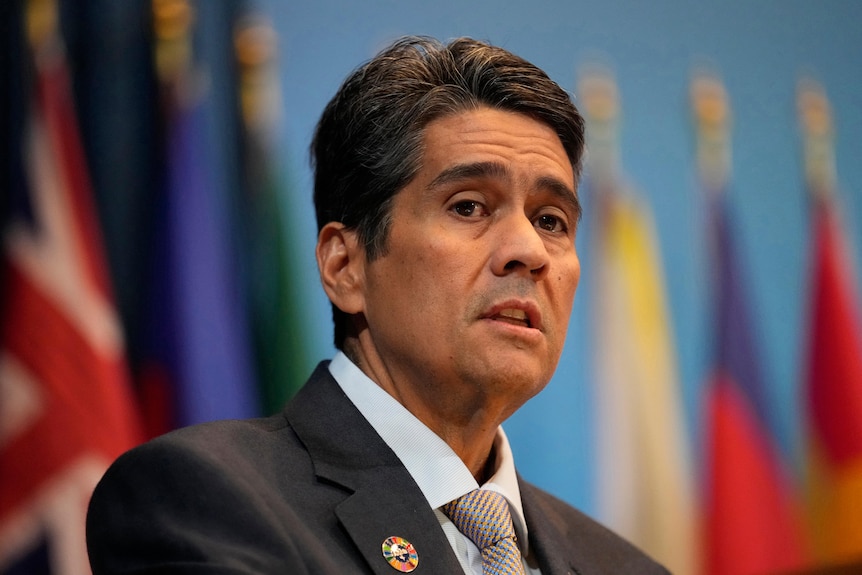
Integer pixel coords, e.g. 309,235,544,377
443,489,517,550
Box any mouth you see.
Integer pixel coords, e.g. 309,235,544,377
482,301,542,331
494,308,532,328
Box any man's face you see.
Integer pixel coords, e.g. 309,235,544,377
355,106,580,422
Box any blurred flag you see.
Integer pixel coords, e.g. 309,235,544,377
702,195,810,575
136,0,258,435
693,72,809,575
234,14,311,414
580,68,698,575
798,79,862,565
0,1,142,572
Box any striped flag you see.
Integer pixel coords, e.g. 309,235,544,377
702,192,809,575
691,71,808,574
0,26,141,575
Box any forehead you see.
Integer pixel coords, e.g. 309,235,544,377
417,107,576,189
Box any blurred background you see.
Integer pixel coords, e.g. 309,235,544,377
2,0,861,574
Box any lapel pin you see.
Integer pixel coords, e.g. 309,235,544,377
382,536,419,572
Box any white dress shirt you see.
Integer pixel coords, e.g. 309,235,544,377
329,352,541,574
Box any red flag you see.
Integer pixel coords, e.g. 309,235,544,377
703,194,809,575
692,72,808,575
0,35,142,573
805,197,862,564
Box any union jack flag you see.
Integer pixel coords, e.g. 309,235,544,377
0,18,142,575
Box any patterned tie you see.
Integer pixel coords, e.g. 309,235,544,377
443,489,527,575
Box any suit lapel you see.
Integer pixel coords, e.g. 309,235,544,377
335,468,464,574
286,364,463,574
520,480,583,575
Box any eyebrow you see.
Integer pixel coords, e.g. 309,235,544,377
428,161,582,222
427,161,508,190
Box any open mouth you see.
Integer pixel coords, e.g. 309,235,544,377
493,308,531,328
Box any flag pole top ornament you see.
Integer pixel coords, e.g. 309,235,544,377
153,0,194,85
26,0,61,63
26,0,56,48
691,70,731,194
797,78,835,200
577,64,620,186
234,14,283,137
152,0,207,108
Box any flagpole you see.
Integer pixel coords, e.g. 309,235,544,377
691,70,731,198
797,78,836,203
578,65,620,188
153,0,193,87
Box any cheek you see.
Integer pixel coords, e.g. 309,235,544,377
550,261,580,318
562,255,581,295
384,249,440,309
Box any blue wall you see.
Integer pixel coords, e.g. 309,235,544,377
260,0,862,516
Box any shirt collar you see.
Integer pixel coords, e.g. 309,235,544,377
328,352,530,548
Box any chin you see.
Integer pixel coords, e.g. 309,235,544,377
481,365,550,398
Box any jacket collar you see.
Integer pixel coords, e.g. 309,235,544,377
287,363,584,575
284,362,464,574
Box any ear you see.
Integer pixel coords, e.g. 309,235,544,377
316,222,366,314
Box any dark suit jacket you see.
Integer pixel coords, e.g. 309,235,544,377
87,362,669,574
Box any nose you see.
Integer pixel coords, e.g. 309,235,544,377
489,213,550,280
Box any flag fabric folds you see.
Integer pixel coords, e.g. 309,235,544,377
240,126,310,414
592,183,698,575
703,193,809,575
804,196,862,564
581,65,697,575
0,37,141,574
235,15,311,414
136,4,260,435
138,75,259,433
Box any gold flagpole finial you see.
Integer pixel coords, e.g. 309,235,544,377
577,63,620,186
26,0,59,57
153,0,194,84
797,77,835,200
234,14,281,136
691,69,731,194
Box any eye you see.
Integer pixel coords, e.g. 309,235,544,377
534,213,566,233
451,200,487,218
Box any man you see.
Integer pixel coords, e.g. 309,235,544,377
87,36,669,574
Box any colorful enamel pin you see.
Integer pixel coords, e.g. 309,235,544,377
381,536,419,572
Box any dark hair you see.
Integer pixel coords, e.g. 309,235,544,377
311,36,585,349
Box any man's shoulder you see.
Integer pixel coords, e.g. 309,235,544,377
94,412,304,502
157,412,290,456
520,480,671,574
86,410,347,574
120,361,336,468
148,412,291,453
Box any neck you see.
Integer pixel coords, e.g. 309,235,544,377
343,335,505,482
434,419,500,483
